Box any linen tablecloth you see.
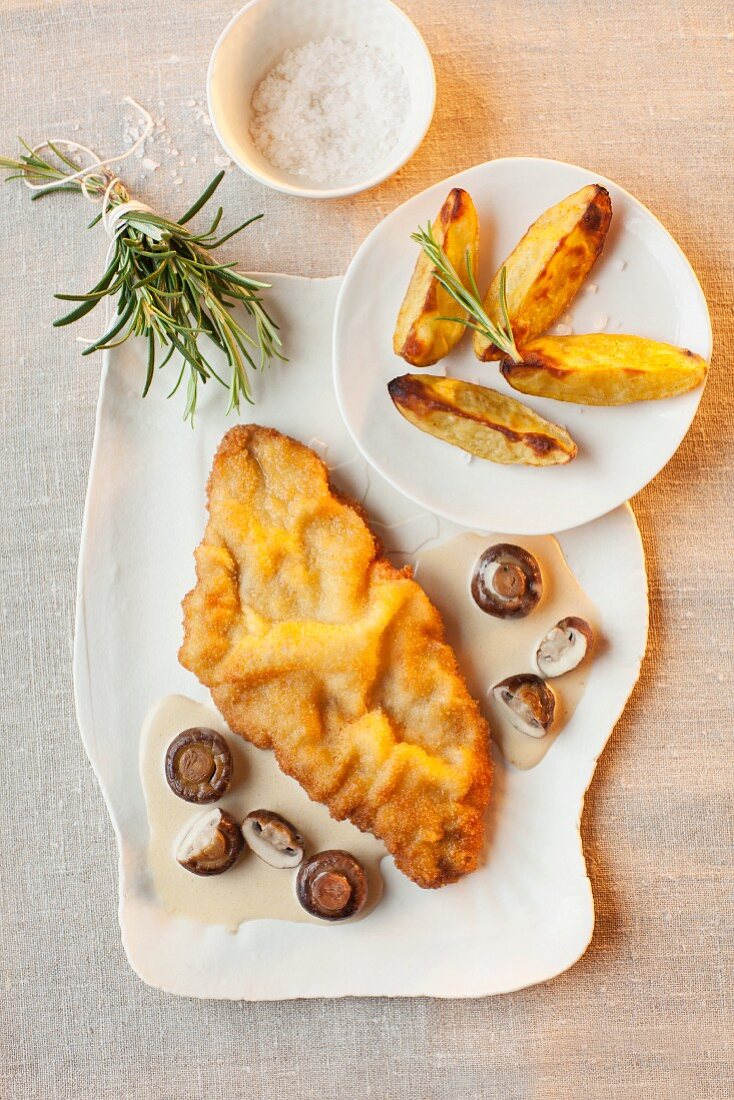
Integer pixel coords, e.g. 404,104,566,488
0,1,731,1096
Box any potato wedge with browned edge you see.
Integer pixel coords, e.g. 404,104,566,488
387,374,577,466
474,184,612,361
394,188,479,367
500,334,708,405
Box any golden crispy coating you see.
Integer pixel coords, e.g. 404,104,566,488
179,426,492,888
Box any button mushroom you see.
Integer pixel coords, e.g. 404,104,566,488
492,674,556,738
471,544,542,619
175,809,243,875
536,616,595,677
296,850,368,921
165,727,232,803
242,810,305,869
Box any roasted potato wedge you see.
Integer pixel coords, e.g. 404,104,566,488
501,334,708,405
387,374,577,466
394,188,479,367
474,184,612,361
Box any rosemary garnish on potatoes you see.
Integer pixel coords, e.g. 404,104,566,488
412,223,521,362
0,141,283,421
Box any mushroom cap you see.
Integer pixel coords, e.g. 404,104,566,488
492,674,555,738
175,809,244,875
296,850,368,921
471,544,542,619
537,616,594,673
536,616,594,678
242,809,305,869
165,727,232,803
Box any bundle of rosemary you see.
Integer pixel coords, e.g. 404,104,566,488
0,120,283,422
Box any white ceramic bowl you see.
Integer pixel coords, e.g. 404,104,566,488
207,0,436,199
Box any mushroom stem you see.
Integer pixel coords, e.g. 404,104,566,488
296,850,368,921
471,544,542,619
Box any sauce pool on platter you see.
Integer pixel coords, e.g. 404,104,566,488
413,532,599,770
140,695,384,931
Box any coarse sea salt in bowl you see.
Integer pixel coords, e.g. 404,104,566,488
207,0,435,198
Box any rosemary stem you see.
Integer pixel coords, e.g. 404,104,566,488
412,222,521,363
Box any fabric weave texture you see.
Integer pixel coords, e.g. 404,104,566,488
0,1,731,1097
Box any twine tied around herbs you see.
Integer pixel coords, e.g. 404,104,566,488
24,99,156,346
24,96,154,214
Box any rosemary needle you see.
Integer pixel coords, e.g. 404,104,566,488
411,222,521,362
0,143,285,422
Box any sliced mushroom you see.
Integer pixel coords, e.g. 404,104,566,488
296,850,368,921
175,809,243,875
536,616,594,678
492,674,555,738
471,544,542,619
242,810,305,869
165,727,232,803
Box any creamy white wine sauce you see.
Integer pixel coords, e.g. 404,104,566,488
413,533,599,769
140,695,385,930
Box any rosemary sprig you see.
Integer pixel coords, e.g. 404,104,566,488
411,222,520,362
0,143,284,421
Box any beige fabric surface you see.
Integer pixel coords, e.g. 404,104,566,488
0,1,732,1097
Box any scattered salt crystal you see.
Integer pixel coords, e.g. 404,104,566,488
554,323,573,336
173,177,183,186
142,157,159,171
613,259,627,271
460,452,473,465
166,55,181,64
584,282,598,294
170,148,179,156
214,155,232,168
250,37,410,183
186,98,196,107
595,314,609,330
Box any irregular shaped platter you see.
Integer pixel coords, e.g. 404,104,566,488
74,274,648,999
334,156,712,533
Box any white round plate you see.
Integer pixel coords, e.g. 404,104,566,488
333,157,712,533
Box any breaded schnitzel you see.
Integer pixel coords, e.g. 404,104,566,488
179,426,491,888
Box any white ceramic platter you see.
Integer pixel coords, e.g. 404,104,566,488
74,274,648,999
333,157,711,534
